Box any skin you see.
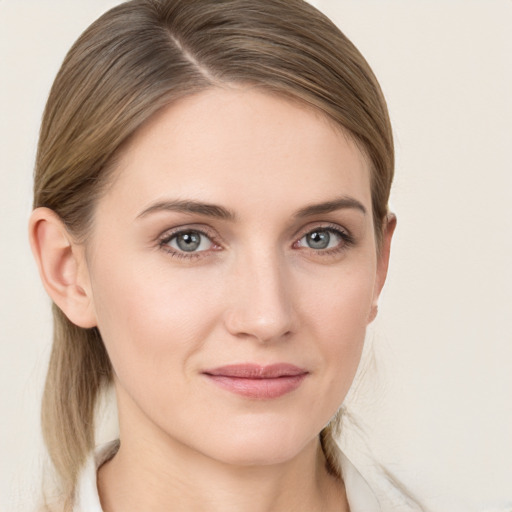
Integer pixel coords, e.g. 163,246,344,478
30,87,395,512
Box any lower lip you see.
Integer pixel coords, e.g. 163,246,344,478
205,374,307,399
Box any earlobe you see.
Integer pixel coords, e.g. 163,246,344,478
368,213,397,324
28,207,97,328
368,304,378,324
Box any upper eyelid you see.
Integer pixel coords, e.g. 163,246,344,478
158,224,219,242
293,222,351,240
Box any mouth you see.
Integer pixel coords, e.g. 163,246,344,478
202,363,309,399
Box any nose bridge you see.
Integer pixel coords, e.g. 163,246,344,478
224,245,295,342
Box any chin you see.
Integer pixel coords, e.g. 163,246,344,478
212,442,308,468
190,416,321,468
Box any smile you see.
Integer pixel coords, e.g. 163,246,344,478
202,364,309,399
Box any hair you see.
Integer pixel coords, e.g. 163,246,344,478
34,0,394,508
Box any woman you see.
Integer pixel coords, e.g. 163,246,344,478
28,0,407,510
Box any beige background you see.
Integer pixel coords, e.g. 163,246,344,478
1,1,511,511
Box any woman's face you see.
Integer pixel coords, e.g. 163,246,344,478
82,87,391,466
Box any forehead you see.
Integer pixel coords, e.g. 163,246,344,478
100,87,372,219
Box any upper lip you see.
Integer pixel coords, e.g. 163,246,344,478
203,363,308,379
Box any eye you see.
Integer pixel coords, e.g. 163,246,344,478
163,230,214,253
295,226,353,252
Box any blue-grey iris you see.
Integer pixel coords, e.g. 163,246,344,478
306,231,330,249
176,232,201,251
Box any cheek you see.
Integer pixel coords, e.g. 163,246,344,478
305,259,376,332
88,252,221,385
304,263,376,392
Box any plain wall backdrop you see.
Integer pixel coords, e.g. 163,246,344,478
1,1,511,511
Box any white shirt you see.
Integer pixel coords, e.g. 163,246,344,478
73,440,385,512
73,440,512,512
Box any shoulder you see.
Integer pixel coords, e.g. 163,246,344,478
339,447,424,512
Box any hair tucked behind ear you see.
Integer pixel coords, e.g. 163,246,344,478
34,0,394,508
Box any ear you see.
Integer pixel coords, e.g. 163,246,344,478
28,207,97,328
368,213,397,323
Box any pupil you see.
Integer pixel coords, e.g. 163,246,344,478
307,231,330,249
177,232,201,252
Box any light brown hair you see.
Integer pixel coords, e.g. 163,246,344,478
34,0,393,508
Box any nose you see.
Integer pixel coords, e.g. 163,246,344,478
223,250,296,344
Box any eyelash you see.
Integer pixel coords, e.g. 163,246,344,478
157,224,355,260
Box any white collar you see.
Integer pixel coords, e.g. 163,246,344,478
340,450,381,511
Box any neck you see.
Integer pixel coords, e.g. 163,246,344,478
98,438,346,512
97,398,347,512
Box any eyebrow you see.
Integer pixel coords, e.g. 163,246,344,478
137,199,236,221
294,196,367,218
137,195,366,221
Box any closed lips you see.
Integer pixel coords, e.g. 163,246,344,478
202,364,309,399
203,363,308,378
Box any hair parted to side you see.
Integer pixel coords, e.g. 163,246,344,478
34,0,394,508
